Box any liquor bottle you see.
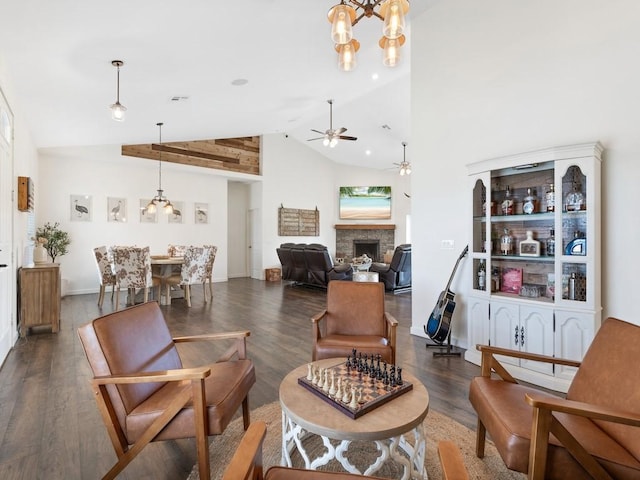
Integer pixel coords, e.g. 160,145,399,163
545,184,555,212
500,228,513,255
501,186,514,215
546,229,555,256
477,259,486,291
565,183,585,212
519,230,541,256
522,188,538,214
491,267,501,292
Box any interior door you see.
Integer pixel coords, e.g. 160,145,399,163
0,91,14,364
249,208,261,279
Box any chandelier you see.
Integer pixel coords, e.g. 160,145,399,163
399,141,411,176
146,122,174,214
109,60,127,121
327,0,410,72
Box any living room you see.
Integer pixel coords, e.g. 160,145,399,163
1,0,640,478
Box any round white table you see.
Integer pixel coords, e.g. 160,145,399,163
279,358,429,479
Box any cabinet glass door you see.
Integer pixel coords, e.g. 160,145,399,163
561,165,587,302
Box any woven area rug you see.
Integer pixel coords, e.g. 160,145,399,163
187,402,525,479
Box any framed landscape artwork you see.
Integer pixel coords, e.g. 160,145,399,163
339,186,391,220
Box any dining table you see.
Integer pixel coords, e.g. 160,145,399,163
150,255,184,305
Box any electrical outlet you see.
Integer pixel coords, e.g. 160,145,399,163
441,240,455,250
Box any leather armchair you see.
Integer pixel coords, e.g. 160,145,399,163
77,301,256,480
223,421,468,480
469,317,640,480
370,244,411,293
290,244,309,283
312,280,397,364
304,243,352,287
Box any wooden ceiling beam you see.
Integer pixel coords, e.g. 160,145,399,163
121,136,260,175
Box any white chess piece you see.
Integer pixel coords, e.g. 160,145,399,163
322,369,330,393
342,381,351,403
307,363,313,381
329,370,337,396
349,386,358,409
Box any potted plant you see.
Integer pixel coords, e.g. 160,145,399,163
35,222,71,263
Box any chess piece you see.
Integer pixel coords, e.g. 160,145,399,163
358,388,363,404
329,370,337,396
311,366,319,385
342,381,351,403
397,367,403,385
307,363,313,381
349,387,358,410
322,369,330,393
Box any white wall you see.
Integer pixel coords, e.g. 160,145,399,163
228,182,250,278
37,145,232,294
410,0,640,343
260,133,412,273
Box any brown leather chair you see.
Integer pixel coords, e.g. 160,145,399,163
312,280,397,364
77,301,256,480
369,244,411,293
469,317,640,480
222,421,468,480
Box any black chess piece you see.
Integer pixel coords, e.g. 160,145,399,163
397,367,403,385
390,365,396,387
346,355,351,370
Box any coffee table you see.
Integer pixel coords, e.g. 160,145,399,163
279,358,429,479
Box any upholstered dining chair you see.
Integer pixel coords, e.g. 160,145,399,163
164,245,211,307
77,301,256,480
111,246,160,310
222,421,469,480
93,246,116,308
203,244,218,301
312,280,397,364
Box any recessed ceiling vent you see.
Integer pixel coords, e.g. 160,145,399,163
170,96,190,102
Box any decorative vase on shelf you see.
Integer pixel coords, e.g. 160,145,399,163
34,243,48,264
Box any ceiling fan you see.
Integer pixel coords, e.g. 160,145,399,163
307,99,357,148
392,141,411,175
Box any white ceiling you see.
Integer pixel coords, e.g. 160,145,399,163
0,0,437,171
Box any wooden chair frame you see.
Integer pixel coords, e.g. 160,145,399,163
475,344,640,480
87,330,251,480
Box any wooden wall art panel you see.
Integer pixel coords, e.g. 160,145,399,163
122,136,260,175
278,207,319,236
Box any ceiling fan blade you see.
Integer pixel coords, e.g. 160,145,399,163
338,135,358,141
310,129,326,135
307,137,325,141
336,127,347,135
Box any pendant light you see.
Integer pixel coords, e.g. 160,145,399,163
146,123,173,214
109,60,126,122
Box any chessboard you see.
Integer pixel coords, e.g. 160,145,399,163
297,353,413,419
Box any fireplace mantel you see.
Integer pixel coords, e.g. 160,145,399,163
335,224,395,230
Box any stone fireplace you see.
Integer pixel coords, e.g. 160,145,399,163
335,224,395,262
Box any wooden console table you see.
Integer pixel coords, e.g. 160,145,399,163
18,264,61,336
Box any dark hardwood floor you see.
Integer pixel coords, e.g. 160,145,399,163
0,278,482,479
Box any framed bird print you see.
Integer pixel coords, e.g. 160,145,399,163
107,197,127,223
167,201,184,224
139,199,157,224
70,194,92,222
194,202,208,224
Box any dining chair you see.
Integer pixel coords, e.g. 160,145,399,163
168,244,187,257
111,246,160,310
164,245,211,307
203,245,218,301
93,246,116,308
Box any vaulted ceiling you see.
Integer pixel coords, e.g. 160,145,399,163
0,1,439,171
